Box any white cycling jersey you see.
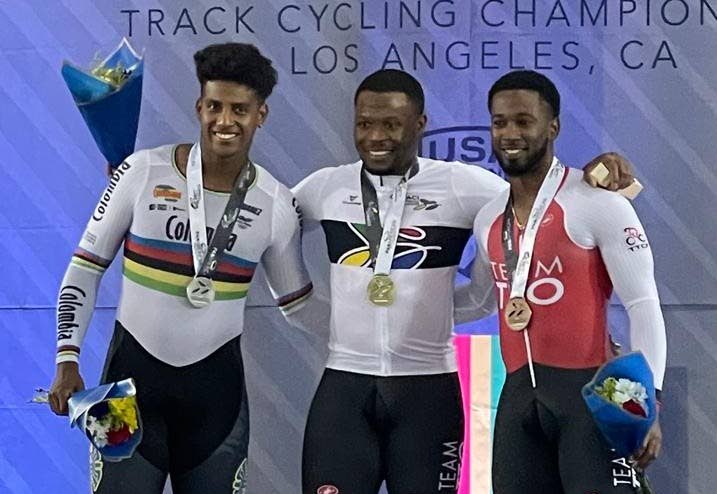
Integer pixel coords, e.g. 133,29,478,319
56,144,312,367
293,157,507,376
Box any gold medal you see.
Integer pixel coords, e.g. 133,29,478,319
367,274,395,306
504,297,532,331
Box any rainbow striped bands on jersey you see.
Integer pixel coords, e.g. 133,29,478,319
278,282,313,313
122,233,257,300
71,248,111,274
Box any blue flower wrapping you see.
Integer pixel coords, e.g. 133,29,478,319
61,38,143,167
581,351,657,457
68,378,142,462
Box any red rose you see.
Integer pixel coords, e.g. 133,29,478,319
107,424,132,445
622,399,647,417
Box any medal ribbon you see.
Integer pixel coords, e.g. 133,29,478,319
186,143,256,280
502,157,565,298
359,162,418,276
501,157,565,388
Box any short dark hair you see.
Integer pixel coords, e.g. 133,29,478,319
488,70,560,118
355,69,425,114
193,43,277,101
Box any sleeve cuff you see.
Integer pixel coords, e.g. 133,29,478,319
56,346,80,364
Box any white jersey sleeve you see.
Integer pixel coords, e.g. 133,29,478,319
453,243,498,324
450,163,508,224
56,155,149,364
563,183,667,389
291,167,334,223
449,165,506,323
261,183,313,316
453,192,507,325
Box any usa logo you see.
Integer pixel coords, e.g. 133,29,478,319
419,125,504,178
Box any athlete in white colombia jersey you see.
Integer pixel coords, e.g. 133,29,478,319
49,43,314,494
56,145,312,366
295,69,637,494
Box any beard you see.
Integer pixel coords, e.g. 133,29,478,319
495,138,550,177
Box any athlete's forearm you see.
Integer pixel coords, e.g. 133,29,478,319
584,192,667,390
55,259,104,364
453,252,498,325
625,297,667,390
453,281,497,325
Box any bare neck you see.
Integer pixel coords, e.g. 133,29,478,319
175,144,248,193
507,156,554,225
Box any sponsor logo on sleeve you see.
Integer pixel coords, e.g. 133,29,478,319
82,230,98,245
57,285,86,341
92,161,132,222
624,227,649,251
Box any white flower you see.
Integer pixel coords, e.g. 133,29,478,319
85,414,110,448
613,378,647,405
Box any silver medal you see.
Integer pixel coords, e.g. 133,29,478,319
186,276,215,308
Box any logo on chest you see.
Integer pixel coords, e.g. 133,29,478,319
341,194,362,206
165,215,239,251
406,194,440,211
152,184,182,202
492,256,565,309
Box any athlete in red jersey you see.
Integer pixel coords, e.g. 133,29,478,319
467,71,666,493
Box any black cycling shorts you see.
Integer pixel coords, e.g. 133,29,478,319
91,321,249,494
492,364,645,494
302,368,464,494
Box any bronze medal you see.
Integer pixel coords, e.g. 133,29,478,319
505,297,532,331
367,274,395,306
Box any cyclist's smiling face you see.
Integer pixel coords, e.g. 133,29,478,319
196,80,267,162
354,91,426,176
490,89,558,177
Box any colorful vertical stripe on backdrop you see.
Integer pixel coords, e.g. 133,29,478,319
455,334,505,494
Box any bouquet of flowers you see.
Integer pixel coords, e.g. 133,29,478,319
581,352,657,457
68,378,142,461
83,396,139,449
33,378,142,461
61,38,144,167
594,377,649,417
